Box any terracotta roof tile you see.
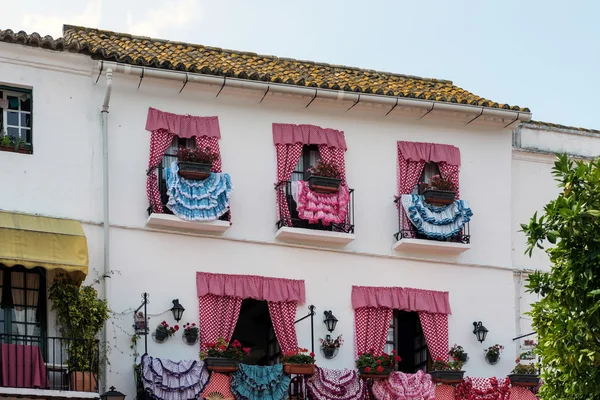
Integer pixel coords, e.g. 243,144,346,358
1,25,530,112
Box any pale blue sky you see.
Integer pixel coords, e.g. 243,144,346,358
3,0,599,129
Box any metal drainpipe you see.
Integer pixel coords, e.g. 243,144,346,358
101,68,113,393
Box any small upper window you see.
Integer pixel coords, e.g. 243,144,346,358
0,87,32,154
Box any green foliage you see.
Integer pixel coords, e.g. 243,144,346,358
521,154,600,399
48,273,110,373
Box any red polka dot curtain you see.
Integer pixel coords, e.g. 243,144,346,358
273,123,348,226
351,286,451,361
145,107,222,214
196,272,306,353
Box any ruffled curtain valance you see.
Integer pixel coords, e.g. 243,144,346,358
351,286,451,314
196,272,305,303
273,123,347,150
397,141,460,166
146,107,221,139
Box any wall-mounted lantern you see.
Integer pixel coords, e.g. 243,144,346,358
171,299,185,322
473,321,489,343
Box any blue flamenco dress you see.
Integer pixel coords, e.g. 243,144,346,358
165,161,233,221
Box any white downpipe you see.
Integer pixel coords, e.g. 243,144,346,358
101,67,113,393
100,61,532,123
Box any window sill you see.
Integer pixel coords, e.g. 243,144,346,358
275,226,355,247
392,238,471,254
145,213,231,234
0,145,32,154
0,387,99,398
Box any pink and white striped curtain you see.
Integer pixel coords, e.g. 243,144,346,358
147,129,176,213
275,143,304,226
418,312,449,361
354,307,393,357
268,301,299,353
318,144,347,185
198,294,242,351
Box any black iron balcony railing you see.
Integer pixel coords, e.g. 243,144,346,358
393,198,470,244
275,180,355,234
147,153,229,221
0,333,100,392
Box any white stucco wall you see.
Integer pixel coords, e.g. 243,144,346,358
0,42,552,399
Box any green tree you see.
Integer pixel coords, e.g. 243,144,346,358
522,154,600,400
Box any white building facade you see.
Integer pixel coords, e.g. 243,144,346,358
0,25,598,400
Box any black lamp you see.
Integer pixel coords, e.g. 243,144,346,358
473,321,489,343
101,386,126,400
171,299,185,322
323,310,338,333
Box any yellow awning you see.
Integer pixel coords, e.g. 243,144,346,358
0,211,88,281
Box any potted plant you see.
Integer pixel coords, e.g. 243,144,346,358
281,347,316,375
418,174,456,205
307,160,342,193
200,337,250,372
49,273,110,392
429,358,465,383
508,358,540,387
0,132,32,154
177,147,219,180
449,344,468,362
523,339,537,347
153,321,178,342
319,335,343,359
182,322,199,345
356,349,400,377
484,344,504,365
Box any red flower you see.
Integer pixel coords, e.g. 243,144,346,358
192,323,196,327
243,348,251,354
376,359,382,364
394,355,401,362
436,357,442,361
174,325,179,331
391,350,397,355
369,348,375,354
219,344,227,350
310,352,315,358
364,367,371,373
376,366,383,373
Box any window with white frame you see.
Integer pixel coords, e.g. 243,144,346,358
0,87,32,153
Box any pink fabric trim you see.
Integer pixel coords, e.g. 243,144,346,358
351,286,451,314
371,371,435,400
146,107,221,139
296,182,350,225
397,141,460,166
273,123,347,150
196,272,305,303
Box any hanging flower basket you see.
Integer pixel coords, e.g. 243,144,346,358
204,358,240,373
283,363,315,375
430,370,465,384
485,353,500,365
320,347,339,359
178,161,212,180
507,374,540,387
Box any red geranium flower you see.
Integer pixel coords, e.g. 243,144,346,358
391,350,396,355
310,352,315,358
174,325,179,331
364,367,371,373
376,366,383,373
243,347,251,354
394,355,401,362
219,344,227,350
376,359,382,364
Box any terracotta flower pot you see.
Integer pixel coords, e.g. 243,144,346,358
283,363,315,375
178,161,212,180
430,370,465,384
508,374,540,387
204,357,239,373
69,371,97,392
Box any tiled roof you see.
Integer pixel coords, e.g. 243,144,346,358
0,29,76,51
62,25,529,112
523,120,600,135
1,25,529,112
